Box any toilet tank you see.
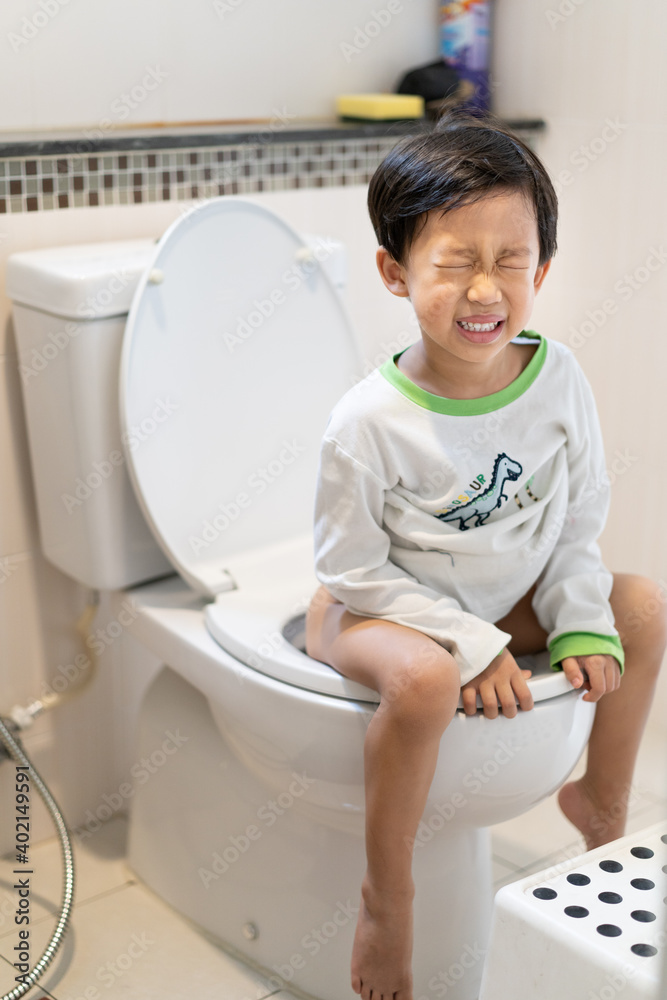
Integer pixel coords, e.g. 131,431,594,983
7,232,347,592
7,239,174,590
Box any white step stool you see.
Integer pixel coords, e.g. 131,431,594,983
479,821,666,1000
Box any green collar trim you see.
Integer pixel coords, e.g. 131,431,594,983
379,330,547,415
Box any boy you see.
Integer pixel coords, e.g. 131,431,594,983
305,111,666,1000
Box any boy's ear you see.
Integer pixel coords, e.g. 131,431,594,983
533,258,551,293
376,247,410,298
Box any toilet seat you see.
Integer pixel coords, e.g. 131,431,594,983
204,534,577,707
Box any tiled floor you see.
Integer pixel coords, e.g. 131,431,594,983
0,728,665,1000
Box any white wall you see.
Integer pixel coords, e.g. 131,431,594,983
1,0,438,132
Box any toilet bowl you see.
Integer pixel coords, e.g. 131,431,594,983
8,197,595,1000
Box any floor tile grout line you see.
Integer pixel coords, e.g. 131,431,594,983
491,839,588,880
0,878,139,943
491,852,528,873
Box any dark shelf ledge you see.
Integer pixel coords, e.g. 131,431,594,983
0,118,546,160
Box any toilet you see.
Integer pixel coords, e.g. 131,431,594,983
8,197,596,1000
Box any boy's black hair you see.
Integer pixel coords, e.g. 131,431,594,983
367,109,558,267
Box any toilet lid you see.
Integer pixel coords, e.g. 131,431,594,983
119,198,360,597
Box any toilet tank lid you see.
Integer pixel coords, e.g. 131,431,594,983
6,239,156,320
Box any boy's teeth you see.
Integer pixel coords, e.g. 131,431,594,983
459,320,500,332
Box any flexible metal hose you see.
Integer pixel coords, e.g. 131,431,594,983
0,717,75,1000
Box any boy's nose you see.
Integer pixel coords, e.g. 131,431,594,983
468,273,502,304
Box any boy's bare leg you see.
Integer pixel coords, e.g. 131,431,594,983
557,573,667,848
494,574,667,849
306,586,461,1000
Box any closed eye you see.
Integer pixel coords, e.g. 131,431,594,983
498,255,532,269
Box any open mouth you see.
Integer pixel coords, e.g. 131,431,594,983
457,319,503,333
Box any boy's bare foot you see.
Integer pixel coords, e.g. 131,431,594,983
350,876,414,999
558,778,628,850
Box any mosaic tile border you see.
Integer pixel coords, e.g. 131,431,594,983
0,137,401,214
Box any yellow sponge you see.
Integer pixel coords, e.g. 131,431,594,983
336,93,424,121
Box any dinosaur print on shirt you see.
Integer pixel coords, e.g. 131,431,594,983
435,453,523,531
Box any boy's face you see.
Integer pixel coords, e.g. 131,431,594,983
377,188,550,368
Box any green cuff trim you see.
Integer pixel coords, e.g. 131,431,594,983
548,632,625,675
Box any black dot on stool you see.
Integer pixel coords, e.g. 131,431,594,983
599,860,623,873
567,873,591,886
565,905,589,918
533,887,557,900
631,878,655,891
631,943,658,957
631,846,654,859
662,865,667,874
597,924,622,937
599,891,623,904
660,834,667,844
631,910,656,923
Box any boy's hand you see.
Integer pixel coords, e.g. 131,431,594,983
461,648,534,719
560,654,621,702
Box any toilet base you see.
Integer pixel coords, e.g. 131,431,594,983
127,667,493,999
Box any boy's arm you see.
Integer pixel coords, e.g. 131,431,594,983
314,438,511,685
530,366,624,674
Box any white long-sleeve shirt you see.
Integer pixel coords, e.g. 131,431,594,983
313,330,623,685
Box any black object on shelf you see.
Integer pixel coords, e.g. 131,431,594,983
396,59,467,120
